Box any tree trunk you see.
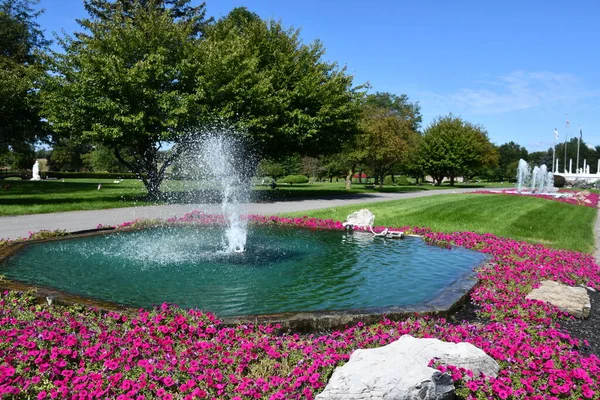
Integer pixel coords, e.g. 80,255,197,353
449,175,455,186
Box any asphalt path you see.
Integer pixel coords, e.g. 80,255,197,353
0,188,485,240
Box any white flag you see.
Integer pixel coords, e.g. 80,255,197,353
566,114,571,128
554,128,559,140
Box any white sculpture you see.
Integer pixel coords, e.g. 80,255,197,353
30,161,41,181
342,209,404,238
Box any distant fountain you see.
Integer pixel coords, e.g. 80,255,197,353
516,159,529,192
516,159,557,194
30,161,41,181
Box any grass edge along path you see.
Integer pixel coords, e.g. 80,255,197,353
280,193,597,253
0,214,600,398
0,179,506,217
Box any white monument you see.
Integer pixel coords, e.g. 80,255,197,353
30,161,41,181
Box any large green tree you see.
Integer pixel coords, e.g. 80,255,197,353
364,92,422,132
0,0,49,158
42,0,209,198
43,4,363,198
196,7,364,159
422,115,497,185
355,105,419,187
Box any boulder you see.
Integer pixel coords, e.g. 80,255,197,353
316,335,499,400
526,280,591,318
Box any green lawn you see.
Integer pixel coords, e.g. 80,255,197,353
0,179,507,216
281,194,597,253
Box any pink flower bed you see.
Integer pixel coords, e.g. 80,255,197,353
1,214,600,399
472,189,600,208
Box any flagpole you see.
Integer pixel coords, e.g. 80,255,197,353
552,128,557,173
564,114,569,175
576,126,581,175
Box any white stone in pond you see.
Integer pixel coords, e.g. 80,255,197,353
526,280,591,319
342,208,376,228
316,335,499,400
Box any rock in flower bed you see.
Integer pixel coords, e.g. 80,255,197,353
472,189,600,208
1,214,600,399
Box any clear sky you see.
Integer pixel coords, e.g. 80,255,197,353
35,0,600,152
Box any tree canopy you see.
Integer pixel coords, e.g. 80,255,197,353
42,4,363,198
354,104,419,187
42,0,208,197
0,0,49,159
196,7,364,158
364,92,422,132
422,114,497,185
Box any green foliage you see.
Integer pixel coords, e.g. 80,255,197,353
1,142,35,169
197,7,365,158
487,141,529,181
547,137,598,173
42,0,208,198
42,171,140,179
47,140,92,172
354,104,420,187
0,0,50,156
422,115,498,185
82,145,131,173
277,174,309,184
365,92,422,132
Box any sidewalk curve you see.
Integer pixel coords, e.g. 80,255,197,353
1,188,493,240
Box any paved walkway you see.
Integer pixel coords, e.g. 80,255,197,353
0,188,484,240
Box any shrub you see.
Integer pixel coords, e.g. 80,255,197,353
277,174,309,185
383,175,410,186
42,171,141,180
553,174,566,188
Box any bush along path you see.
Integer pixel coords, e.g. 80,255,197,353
0,214,599,399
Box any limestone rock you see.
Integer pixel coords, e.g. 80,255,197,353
526,280,591,318
316,335,499,400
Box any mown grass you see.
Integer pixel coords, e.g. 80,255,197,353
281,194,598,253
0,179,506,216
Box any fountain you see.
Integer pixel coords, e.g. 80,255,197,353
0,132,490,325
181,133,250,253
516,159,529,192
30,161,41,181
515,159,557,194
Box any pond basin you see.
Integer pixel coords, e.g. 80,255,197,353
0,226,489,331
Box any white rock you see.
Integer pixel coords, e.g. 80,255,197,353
526,280,591,318
316,335,499,400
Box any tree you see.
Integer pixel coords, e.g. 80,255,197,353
355,105,419,188
0,0,49,157
365,92,422,132
42,0,209,198
196,7,364,159
497,141,528,181
82,145,131,172
47,139,93,172
422,115,497,185
550,138,597,174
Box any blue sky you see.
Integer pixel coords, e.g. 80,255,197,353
35,0,600,152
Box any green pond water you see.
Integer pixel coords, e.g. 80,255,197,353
1,226,488,316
